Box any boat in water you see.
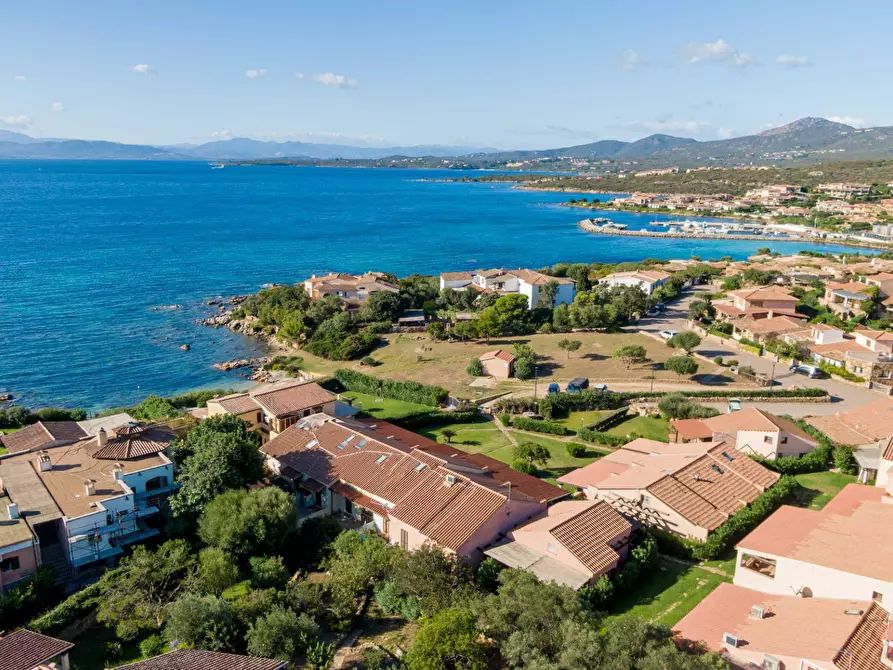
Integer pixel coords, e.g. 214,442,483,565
210,163,225,170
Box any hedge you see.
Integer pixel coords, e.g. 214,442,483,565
493,390,625,419
658,475,801,561
333,369,448,407
815,361,866,383
389,410,478,429
503,415,572,436
752,443,831,475
620,388,827,400
28,576,108,635
576,428,627,447
588,408,629,432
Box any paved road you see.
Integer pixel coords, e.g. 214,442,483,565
635,290,882,416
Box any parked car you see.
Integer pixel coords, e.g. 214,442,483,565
646,308,661,317
567,378,590,393
790,364,828,379
547,383,560,395
660,330,678,340
522,411,544,420
728,398,742,413
656,302,666,311
593,383,608,391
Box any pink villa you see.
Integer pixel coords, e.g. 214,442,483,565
713,285,800,320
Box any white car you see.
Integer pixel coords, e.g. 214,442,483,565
659,330,678,340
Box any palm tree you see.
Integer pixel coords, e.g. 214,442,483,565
440,428,457,443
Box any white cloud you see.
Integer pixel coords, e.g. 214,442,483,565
618,49,643,72
679,39,753,68
246,69,267,79
775,54,811,68
828,115,867,127
130,64,157,75
13,75,26,82
0,115,33,129
717,127,735,138
210,129,233,141
51,102,65,113
294,72,358,88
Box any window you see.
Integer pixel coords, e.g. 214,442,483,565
780,436,788,444
546,542,558,554
641,494,652,506
256,412,262,424
740,553,776,579
0,556,20,572
400,529,409,550
763,435,773,444
146,476,168,492
873,591,883,603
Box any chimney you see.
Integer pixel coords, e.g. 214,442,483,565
37,451,52,472
112,464,124,482
97,428,108,447
84,479,96,496
7,502,19,520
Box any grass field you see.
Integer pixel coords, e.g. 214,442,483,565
609,561,731,627
504,431,602,480
419,417,512,453
299,331,729,396
554,410,611,431
339,392,432,420
605,415,670,442
792,471,858,510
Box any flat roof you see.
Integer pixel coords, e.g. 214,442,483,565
0,460,61,547
484,538,591,590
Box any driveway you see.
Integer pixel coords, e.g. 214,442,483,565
635,290,882,416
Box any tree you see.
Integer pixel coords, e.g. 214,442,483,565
164,594,239,652
466,358,484,376
513,357,535,380
557,338,583,360
612,344,647,369
440,428,457,443
566,263,592,292
688,299,712,321
668,330,702,355
246,606,319,665
514,442,550,469
426,321,447,340
390,545,474,617
96,540,196,640
453,320,477,342
196,547,240,595
405,608,487,670
250,555,289,589
553,303,571,333
493,294,531,335
475,308,501,343
666,355,699,379
361,291,403,322
169,414,265,520
199,487,296,559
538,280,560,308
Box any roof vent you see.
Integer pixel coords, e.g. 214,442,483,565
711,464,724,474
751,604,766,619
845,609,865,616
37,452,53,472
762,655,783,670
7,502,19,520
694,473,703,481
722,632,740,648
444,474,456,487
84,479,96,496
98,427,108,446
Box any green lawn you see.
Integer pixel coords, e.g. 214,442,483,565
340,392,432,420
605,416,670,442
792,471,858,510
554,410,611,431
609,561,731,627
504,431,602,480
419,417,511,453
222,579,252,601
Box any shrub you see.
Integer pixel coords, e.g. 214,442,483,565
752,443,831,474
514,356,535,380
466,358,484,377
511,459,536,474
390,410,477,429
29,572,111,634
727,359,739,366
588,408,629,432
834,445,857,474
508,416,572,436
665,355,699,378
334,368,448,406
816,361,866,383
566,443,588,458
657,394,719,419
250,555,289,590
360,356,379,367
139,635,166,659
713,356,724,365
0,567,58,630
576,429,626,447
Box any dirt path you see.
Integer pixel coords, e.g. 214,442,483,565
660,553,734,578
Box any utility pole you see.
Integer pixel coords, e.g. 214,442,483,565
533,365,539,398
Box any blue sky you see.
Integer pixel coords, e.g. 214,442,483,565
0,1,886,149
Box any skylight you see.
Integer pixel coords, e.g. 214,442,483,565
305,439,319,449
354,439,368,449
721,452,735,462
415,463,426,472
710,464,724,474
376,455,388,464
337,435,357,449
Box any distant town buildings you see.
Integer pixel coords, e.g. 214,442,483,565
302,272,398,304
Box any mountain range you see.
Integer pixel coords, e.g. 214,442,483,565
3,117,893,166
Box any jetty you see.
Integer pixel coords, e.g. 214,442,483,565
578,218,798,242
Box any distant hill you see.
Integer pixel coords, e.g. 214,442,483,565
0,129,42,144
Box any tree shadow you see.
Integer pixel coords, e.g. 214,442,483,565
691,373,735,385
581,352,607,362
789,485,823,508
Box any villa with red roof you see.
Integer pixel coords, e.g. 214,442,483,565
439,268,576,309
260,414,566,563
479,350,516,379
713,285,801,321
557,438,779,541
598,270,671,296
671,408,818,459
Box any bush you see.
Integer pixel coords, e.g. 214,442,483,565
514,357,535,380
753,443,831,474
511,459,536,474
139,635,166,659
566,443,588,458
466,358,484,377
334,369,448,407
727,359,739,366
657,394,720,419
576,428,626,447
389,410,477,429
816,361,866,383
588,408,629,432
834,445,857,474
250,555,289,590
713,356,724,365
29,572,111,634
506,416,572,436
360,356,379,367
0,567,58,630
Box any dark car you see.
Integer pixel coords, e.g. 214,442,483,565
790,364,829,379
547,383,560,395
567,378,590,393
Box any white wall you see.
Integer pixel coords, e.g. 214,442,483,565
121,462,175,498
733,548,892,602
735,430,816,459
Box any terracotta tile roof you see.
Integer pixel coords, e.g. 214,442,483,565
212,392,260,415
834,602,889,670
854,329,893,343
330,481,390,517
111,649,286,670
251,382,333,418
0,421,87,454
828,281,873,295
729,286,797,302
671,419,714,441
480,350,515,363
735,315,808,334
674,583,872,662
807,398,893,446
883,437,893,462
508,269,575,285
549,501,631,574
261,417,524,551
0,629,74,670
91,424,176,460
737,484,893,581
701,408,815,443
440,271,475,281
809,340,874,362
646,443,780,532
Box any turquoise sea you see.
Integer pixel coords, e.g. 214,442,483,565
0,161,866,410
